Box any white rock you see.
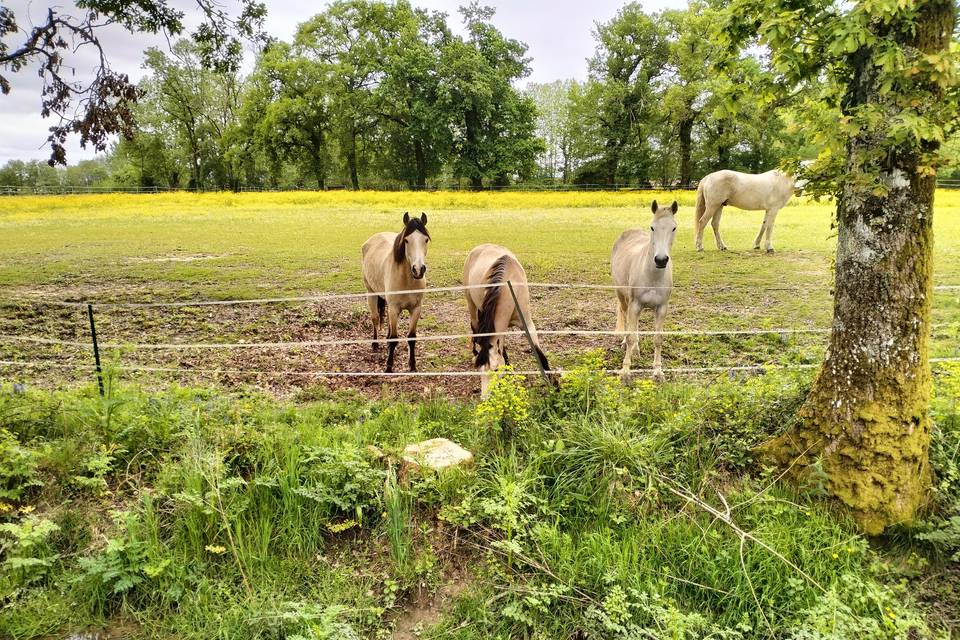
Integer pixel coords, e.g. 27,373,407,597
402,438,473,471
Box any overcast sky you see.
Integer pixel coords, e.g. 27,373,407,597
0,0,681,165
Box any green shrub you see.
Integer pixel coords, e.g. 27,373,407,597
475,367,531,439
673,371,810,470
0,427,41,503
0,515,60,597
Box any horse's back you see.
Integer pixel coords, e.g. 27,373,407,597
611,229,649,288
611,229,649,273
361,231,395,293
464,243,525,308
702,169,792,210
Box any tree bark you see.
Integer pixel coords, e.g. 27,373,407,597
465,106,484,190
414,138,427,190
678,115,694,187
347,128,360,190
715,122,730,170
759,0,954,535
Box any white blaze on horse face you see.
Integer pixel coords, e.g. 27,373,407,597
650,206,677,269
406,230,429,279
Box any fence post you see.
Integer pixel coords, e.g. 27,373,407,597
87,304,105,397
506,281,552,388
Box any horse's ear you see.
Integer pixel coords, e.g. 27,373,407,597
403,212,410,224
670,200,678,214
420,212,427,225
651,200,658,213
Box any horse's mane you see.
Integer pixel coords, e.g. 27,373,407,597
392,217,430,263
474,254,510,368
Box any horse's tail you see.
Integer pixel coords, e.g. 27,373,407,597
474,255,510,368
695,181,706,224
533,343,558,386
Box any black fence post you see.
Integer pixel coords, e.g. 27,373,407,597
87,303,104,397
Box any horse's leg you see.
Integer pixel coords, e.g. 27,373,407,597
619,303,640,381
763,207,781,253
711,207,727,251
385,305,400,373
407,305,421,372
652,304,667,382
696,204,720,251
467,296,479,355
615,298,627,348
753,217,767,250
366,295,381,351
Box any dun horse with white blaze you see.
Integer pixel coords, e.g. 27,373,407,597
694,169,795,252
463,244,551,397
611,200,678,381
361,212,430,372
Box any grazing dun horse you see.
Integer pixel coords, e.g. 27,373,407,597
694,169,795,252
612,200,678,381
361,212,430,372
463,244,551,397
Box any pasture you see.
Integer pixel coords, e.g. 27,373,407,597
1,191,960,639
1,190,958,393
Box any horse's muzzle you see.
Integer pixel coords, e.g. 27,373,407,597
654,255,669,269
412,266,427,279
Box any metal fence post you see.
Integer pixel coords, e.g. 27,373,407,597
87,304,104,397
506,281,552,388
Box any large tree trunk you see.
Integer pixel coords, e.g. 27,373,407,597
760,0,954,535
678,115,694,187
715,122,730,170
465,106,484,190
414,139,427,190
347,128,360,190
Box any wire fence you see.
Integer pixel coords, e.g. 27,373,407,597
4,179,960,196
1,281,957,388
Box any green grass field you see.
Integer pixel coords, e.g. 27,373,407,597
0,190,957,394
2,192,960,639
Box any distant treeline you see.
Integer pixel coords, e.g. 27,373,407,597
2,0,957,192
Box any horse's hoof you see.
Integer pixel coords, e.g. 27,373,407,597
372,343,380,352
696,247,704,253
753,245,761,251
652,370,665,383
719,246,728,252
619,370,632,384
766,248,775,254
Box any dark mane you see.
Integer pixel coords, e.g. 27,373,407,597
392,218,430,263
474,254,510,368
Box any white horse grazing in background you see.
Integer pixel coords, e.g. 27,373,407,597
694,169,795,253
611,200,677,381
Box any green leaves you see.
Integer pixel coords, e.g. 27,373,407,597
725,0,959,196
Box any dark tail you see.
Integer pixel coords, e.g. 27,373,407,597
474,255,510,368
533,344,559,388
377,295,386,325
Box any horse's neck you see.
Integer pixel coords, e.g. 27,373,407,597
390,258,424,291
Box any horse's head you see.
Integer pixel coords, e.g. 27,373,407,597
474,335,504,372
394,212,430,279
649,200,678,269
475,336,504,397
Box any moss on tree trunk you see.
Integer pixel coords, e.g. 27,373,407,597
759,0,954,535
